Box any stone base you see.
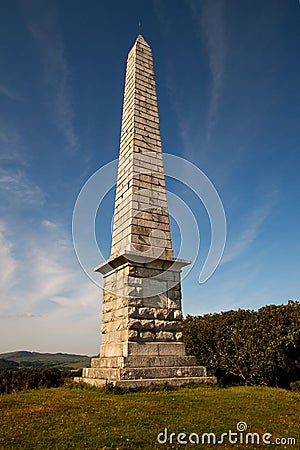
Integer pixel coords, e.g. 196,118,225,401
74,353,216,389
97,254,191,360
75,376,216,389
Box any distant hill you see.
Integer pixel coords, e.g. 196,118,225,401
0,351,92,371
0,359,20,370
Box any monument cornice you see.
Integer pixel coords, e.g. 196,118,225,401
94,251,191,276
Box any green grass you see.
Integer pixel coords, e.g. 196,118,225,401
0,385,299,449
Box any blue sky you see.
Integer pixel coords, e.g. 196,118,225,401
0,0,299,355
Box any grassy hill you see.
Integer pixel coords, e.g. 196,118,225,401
0,385,299,449
0,351,92,371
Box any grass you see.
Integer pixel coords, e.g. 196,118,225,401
0,384,299,449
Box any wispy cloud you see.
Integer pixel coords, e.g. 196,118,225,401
0,84,22,101
222,199,276,264
0,312,42,319
42,219,58,229
152,1,192,153
0,121,24,162
0,222,17,293
0,218,99,352
0,168,44,207
152,0,172,36
165,78,191,143
0,217,99,315
28,8,78,149
189,0,226,144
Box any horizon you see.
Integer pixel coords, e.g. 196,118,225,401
1,298,298,356
0,349,93,357
1,0,299,354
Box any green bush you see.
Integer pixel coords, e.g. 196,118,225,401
0,367,63,394
290,380,300,391
183,300,300,388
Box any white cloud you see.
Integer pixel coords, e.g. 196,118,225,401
21,220,99,313
0,218,100,353
42,219,58,229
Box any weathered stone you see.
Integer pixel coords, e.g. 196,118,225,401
140,331,156,341
75,35,216,389
128,330,139,341
154,320,182,332
156,331,175,341
119,365,207,380
155,309,175,321
127,342,159,356
158,343,186,356
136,307,156,319
173,309,183,320
175,332,183,341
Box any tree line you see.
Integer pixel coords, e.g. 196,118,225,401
0,368,80,394
183,300,300,388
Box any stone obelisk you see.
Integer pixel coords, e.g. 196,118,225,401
78,35,215,388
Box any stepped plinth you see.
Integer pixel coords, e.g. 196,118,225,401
75,35,216,388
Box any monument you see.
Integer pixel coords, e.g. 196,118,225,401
77,35,215,388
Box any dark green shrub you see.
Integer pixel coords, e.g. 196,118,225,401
0,367,63,394
290,380,300,391
183,300,300,388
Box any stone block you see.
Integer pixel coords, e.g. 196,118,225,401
128,318,155,331
100,343,126,358
128,330,139,341
128,276,143,286
101,329,128,345
156,331,175,341
143,294,168,309
154,320,182,332
154,309,173,321
135,307,156,319
127,342,159,356
112,377,216,389
157,343,186,356
102,298,128,314
101,318,127,334
142,278,168,297
140,331,156,341
102,306,127,323
91,357,125,368
173,309,183,320
119,365,207,380
84,367,120,380
122,355,198,368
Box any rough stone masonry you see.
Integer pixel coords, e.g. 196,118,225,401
76,35,216,388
